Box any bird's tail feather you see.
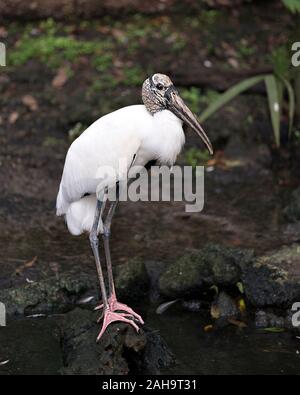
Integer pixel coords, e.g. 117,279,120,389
65,194,100,236
56,183,70,216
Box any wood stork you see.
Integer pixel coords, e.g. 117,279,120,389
56,73,213,341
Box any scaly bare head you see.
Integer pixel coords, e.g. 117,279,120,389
142,73,213,155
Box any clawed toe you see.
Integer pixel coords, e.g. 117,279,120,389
96,310,140,342
95,297,144,326
111,301,144,325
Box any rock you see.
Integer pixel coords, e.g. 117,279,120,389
182,299,203,312
255,310,285,329
144,260,167,302
242,244,300,307
284,187,300,222
0,272,96,316
0,307,174,375
0,258,150,317
158,244,253,298
128,328,175,374
255,310,268,328
212,291,239,318
59,308,173,375
114,258,149,302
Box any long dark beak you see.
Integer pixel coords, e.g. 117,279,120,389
166,89,213,155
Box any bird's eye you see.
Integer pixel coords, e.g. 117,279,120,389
156,83,164,90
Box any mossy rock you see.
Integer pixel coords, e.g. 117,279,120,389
158,243,253,298
114,258,149,302
0,272,96,316
242,244,300,307
59,308,173,375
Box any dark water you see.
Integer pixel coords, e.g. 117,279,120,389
0,306,299,375
146,306,300,375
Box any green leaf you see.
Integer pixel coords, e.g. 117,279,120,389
280,76,295,138
236,281,244,294
199,75,270,123
265,75,281,147
282,0,300,13
263,327,285,333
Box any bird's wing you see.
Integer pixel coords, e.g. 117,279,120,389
56,106,149,214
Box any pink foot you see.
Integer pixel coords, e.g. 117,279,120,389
96,309,139,342
95,295,144,325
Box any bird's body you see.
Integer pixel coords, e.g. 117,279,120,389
56,73,213,341
57,105,185,235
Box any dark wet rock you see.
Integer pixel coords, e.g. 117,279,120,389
254,309,300,332
182,299,203,312
0,272,96,316
255,310,285,329
0,258,150,317
0,307,174,375
242,244,300,307
144,260,167,302
213,291,239,318
158,244,253,298
114,258,149,302
285,309,300,331
127,328,175,374
255,310,268,328
284,187,300,222
59,308,173,375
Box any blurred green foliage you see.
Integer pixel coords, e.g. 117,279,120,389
282,0,300,13
181,87,220,115
68,122,87,141
198,44,298,148
7,16,189,89
123,65,145,87
185,147,210,168
9,18,113,69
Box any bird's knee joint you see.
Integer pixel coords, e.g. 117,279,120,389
89,232,98,246
102,226,110,238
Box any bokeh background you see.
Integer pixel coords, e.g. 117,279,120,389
0,0,300,375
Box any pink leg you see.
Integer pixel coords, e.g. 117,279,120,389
95,193,144,339
95,293,144,325
97,308,139,342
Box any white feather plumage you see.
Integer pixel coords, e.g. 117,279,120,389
56,104,185,235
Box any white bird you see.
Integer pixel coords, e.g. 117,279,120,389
56,73,213,341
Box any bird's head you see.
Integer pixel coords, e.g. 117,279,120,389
142,73,213,155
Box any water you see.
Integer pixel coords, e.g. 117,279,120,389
147,306,300,375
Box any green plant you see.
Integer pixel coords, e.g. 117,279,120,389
282,0,300,13
68,122,87,141
294,129,300,140
199,68,296,148
185,147,211,168
9,18,113,69
181,87,202,114
181,87,220,115
122,65,145,86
